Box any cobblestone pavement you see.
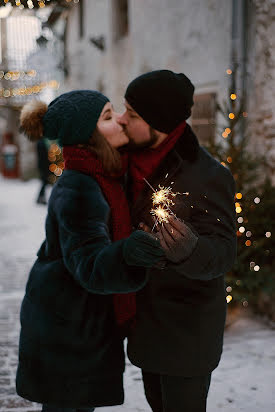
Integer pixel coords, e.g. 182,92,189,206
0,177,275,412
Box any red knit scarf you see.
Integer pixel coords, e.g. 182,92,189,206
63,146,136,326
130,121,186,202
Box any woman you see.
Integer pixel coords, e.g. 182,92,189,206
16,90,164,412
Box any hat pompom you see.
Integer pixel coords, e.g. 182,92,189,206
20,100,48,141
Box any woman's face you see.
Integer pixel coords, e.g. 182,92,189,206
96,102,129,149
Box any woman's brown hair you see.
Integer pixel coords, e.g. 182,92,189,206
78,128,122,174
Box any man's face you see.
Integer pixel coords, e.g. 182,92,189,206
118,101,159,149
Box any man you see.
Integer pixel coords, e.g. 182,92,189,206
118,70,237,412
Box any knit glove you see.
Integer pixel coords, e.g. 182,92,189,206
156,217,198,263
123,230,165,268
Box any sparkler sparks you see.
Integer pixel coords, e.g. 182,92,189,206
151,205,170,223
142,177,222,232
143,178,189,230
152,186,178,207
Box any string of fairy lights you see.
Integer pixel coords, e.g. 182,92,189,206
0,0,79,9
47,143,64,182
0,70,59,98
0,79,59,97
221,68,272,307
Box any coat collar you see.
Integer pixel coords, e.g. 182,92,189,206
130,124,200,221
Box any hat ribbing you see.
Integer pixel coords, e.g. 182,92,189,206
20,90,109,146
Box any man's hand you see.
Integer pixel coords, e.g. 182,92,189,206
138,222,151,233
156,217,198,263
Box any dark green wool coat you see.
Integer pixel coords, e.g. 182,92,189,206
16,170,148,408
127,124,237,377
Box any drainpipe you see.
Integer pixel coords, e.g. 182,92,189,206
231,0,247,137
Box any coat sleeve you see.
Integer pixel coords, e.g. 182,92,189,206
169,166,237,280
54,179,148,294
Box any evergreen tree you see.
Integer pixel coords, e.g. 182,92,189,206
205,72,275,314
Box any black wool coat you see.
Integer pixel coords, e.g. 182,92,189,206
16,170,148,408
127,124,237,377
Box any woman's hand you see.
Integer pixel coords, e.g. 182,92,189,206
123,230,164,268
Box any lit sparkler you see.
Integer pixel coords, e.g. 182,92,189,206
151,205,170,223
152,186,179,207
143,177,223,232
143,177,189,231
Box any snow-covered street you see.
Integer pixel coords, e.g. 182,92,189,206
0,176,274,412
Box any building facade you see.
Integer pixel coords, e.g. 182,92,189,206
64,0,275,179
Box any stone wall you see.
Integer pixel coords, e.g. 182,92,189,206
65,0,232,111
65,0,275,180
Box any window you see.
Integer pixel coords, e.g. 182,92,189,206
112,0,129,42
191,93,216,144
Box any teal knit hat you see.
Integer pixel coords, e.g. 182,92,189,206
20,90,109,146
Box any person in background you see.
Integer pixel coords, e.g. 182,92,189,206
36,138,50,205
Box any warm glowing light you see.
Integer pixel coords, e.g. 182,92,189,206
254,197,260,204
0,80,60,99
227,156,232,163
235,202,241,208
254,265,260,271
237,217,243,223
265,232,271,238
230,93,237,100
57,161,65,169
27,69,36,77
229,113,235,119
50,144,59,152
236,206,242,213
225,128,231,134
151,206,170,223
49,164,57,173
236,193,242,199
245,240,251,246
54,168,63,177
226,286,232,293
226,69,232,75
222,132,228,138
152,187,175,207
226,295,233,303
221,162,226,167
239,226,245,233
144,179,189,230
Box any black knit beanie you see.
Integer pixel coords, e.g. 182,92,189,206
125,70,195,133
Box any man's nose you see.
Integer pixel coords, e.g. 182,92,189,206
117,112,127,125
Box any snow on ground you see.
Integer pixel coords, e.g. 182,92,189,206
0,176,274,412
